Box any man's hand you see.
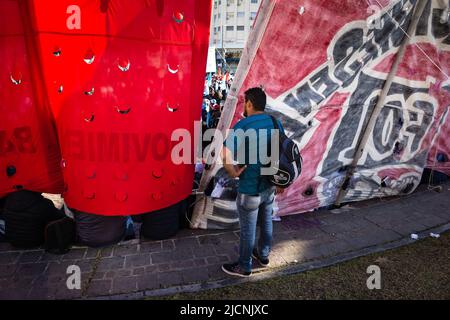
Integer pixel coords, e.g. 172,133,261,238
222,146,246,178
275,186,285,195
230,165,247,178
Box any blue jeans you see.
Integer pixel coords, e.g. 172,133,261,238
237,187,276,272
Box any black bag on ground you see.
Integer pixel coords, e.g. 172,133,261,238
4,190,66,249
44,217,76,254
141,199,185,240
73,210,126,248
267,115,303,188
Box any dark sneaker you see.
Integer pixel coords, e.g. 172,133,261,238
252,248,270,267
222,262,252,277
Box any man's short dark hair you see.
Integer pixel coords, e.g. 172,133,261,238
244,87,266,111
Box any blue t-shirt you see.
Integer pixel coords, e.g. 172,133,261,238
224,113,285,195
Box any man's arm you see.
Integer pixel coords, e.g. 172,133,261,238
221,146,246,178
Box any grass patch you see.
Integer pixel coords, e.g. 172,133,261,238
155,231,450,300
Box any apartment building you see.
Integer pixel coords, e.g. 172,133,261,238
210,0,261,71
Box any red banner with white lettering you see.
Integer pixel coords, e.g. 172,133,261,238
192,0,449,229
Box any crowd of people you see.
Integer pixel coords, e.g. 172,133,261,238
201,71,234,130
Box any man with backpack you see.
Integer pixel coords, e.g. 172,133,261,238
220,87,302,277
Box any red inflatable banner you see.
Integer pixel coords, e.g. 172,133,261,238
1,0,212,215
0,0,64,198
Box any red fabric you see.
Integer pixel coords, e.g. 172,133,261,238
1,0,212,216
227,0,449,216
0,0,64,198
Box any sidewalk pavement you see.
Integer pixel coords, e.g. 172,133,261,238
1,182,450,300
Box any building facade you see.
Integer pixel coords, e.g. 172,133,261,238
210,0,261,71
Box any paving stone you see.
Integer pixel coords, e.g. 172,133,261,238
402,192,441,207
139,242,162,253
280,215,324,230
194,258,207,267
112,276,138,295
318,212,355,226
85,279,112,297
267,252,287,267
428,209,450,221
33,274,65,287
206,255,231,265
91,272,105,280
279,244,313,263
182,267,210,283
18,251,43,264
0,252,20,265
124,254,151,268
46,260,93,275
387,220,430,236
113,244,138,257
288,226,329,241
198,234,224,245
170,259,195,270
55,286,83,300
0,278,8,289
96,257,125,272
30,276,85,300
339,228,401,249
272,231,297,242
407,213,448,228
319,219,377,235
0,287,32,300
364,210,411,225
161,240,175,252
0,264,17,279
213,243,238,259
132,267,145,276
157,271,183,288
174,237,200,248
151,248,194,264
157,263,171,272
40,252,62,262
15,262,47,277
5,275,35,289
271,239,301,254
207,264,225,281
217,232,239,243
145,266,158,274
192,244,218,258
137,274,159,291
84,248,101,259
315,240,354,258
100,247,114,258
61,248,87,261
117,269,132,277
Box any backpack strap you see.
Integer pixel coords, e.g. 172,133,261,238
257,115,279,193
269,115,279,130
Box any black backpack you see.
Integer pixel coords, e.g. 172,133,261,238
4,191,75,252
267,116,303,188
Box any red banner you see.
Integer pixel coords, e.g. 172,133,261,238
1,0,212,216
193,0,450,228
0,0,64,197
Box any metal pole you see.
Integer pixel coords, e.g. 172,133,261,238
334,0,428,206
